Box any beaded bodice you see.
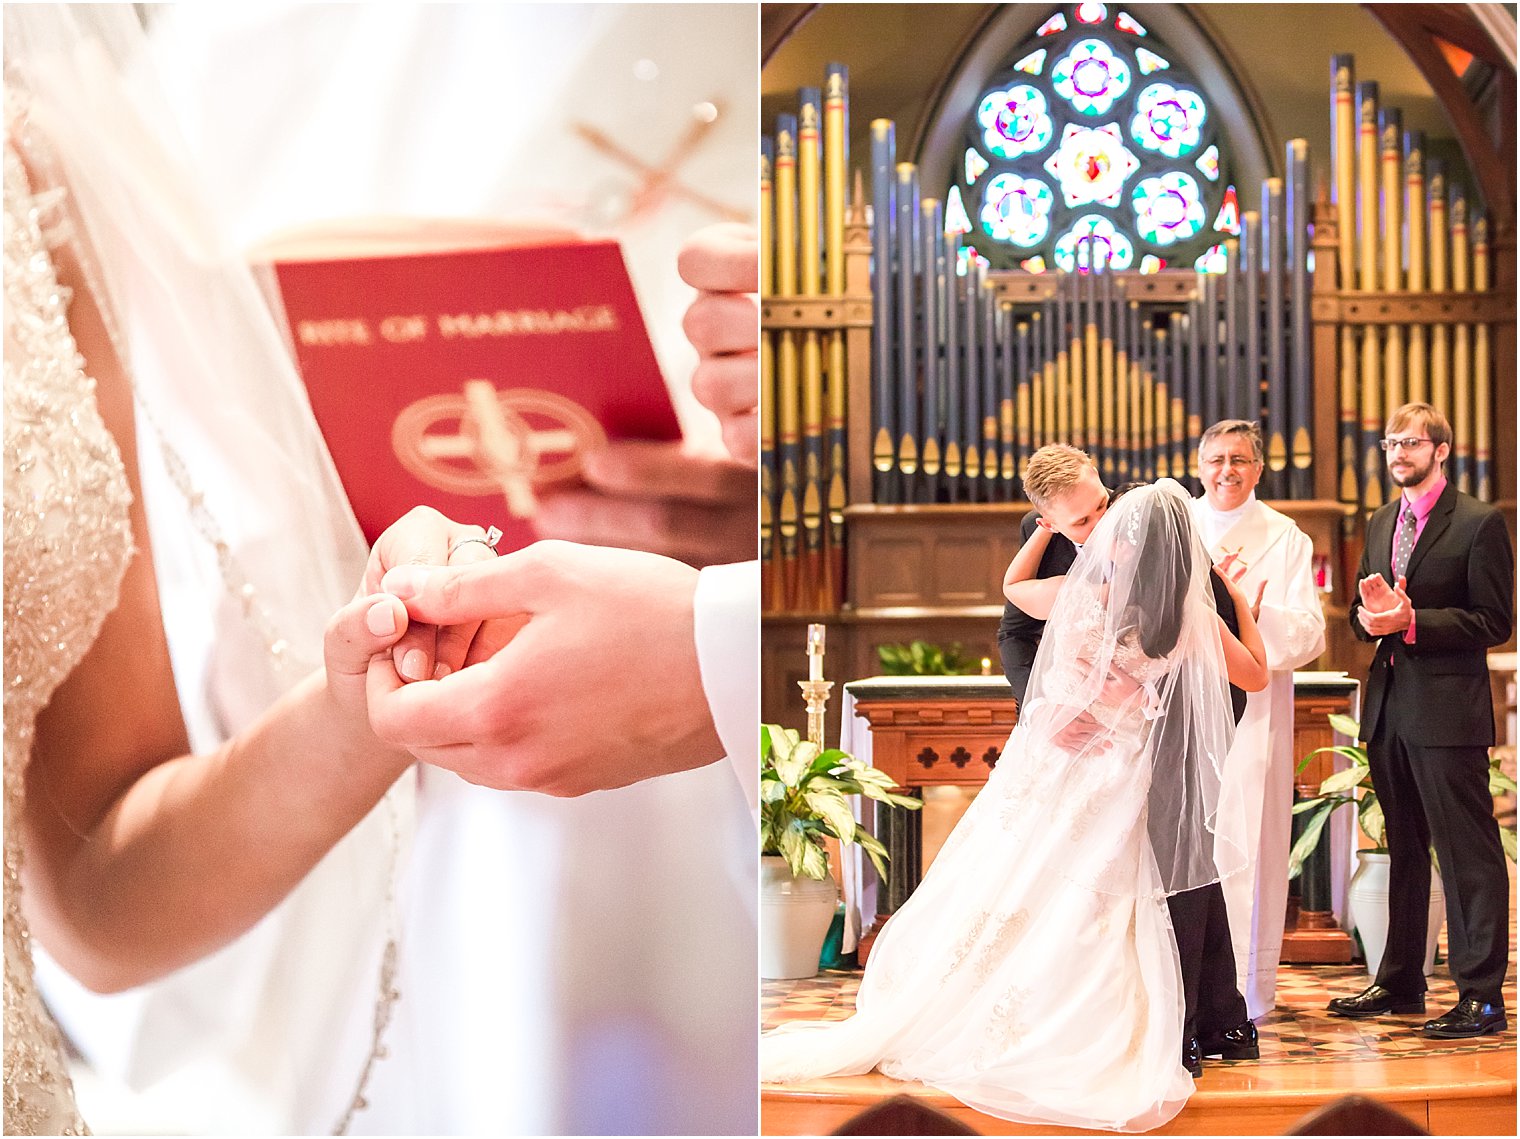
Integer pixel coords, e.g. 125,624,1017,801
4,125,134,1136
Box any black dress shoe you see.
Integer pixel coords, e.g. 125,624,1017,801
1182,1036,1202,1078
1422,998,1507,1039
1325,984,1426,1018
1198,1019,1259,1060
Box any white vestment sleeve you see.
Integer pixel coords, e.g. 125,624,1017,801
695,560,760,822
1256,526,1326,672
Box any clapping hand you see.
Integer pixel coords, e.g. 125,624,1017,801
1357,574,1413,637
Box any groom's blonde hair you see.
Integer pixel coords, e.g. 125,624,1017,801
1023,444,1096,511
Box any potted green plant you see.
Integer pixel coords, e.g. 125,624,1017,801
877,639,981,676
760,724,921,979
1289,713,1518,976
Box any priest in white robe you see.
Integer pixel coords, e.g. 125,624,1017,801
1190,420,1327,1020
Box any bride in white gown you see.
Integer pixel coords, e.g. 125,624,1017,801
760,480,1255,1132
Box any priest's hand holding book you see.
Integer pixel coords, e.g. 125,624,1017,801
529,223,760,566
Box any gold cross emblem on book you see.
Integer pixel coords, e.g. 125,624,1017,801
392,381,605,517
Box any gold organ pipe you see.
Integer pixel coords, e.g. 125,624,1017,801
824,66,849,607
774,117,801,605
1333,58,1359,503
1379,110,1404,414
1405,132,1427,403
1450,189,1472,493
1428,167,1450,415
1473,215,1491,501
1356,81,1383,507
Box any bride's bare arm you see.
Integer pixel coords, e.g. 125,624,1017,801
1215,572,1269,693
22,239,426,994
1002,521,1064,618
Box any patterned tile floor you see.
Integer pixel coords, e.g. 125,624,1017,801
764,933,1518,1066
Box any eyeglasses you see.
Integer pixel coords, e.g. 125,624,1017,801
1200,455,1261,470
1379,437,1433,454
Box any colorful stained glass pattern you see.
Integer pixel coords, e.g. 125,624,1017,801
1213,185,1241,234
1054,214,1134,271
946,185,973,235
1043,122,1140,208
1195,144,1221,181
1051,39,1132,116
1130,82,1206,158
1014,49,1048,76
952,5,1232,271
965,147,990,185
980,173,1055,246
978,84,1055,159
1132,171,1206,245
1195,242,1228,273
957,246,989,274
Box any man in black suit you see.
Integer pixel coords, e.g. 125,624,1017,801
996,445,1111,704
997,446,1257,1076
1328,403,1514,1038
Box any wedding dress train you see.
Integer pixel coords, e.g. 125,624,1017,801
761,482,1237,1133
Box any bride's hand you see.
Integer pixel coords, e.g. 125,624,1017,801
364,506,503,682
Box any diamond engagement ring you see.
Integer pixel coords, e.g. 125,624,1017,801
447,525,503,559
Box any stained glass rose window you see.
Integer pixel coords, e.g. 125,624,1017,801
952,4,1234,274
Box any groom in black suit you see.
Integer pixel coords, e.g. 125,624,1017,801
998,446,1256,1076
1328,403,1513,1038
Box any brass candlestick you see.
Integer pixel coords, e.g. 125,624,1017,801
800,623,833,746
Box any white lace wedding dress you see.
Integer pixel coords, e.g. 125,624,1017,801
761,483,1236,1133
3,125,133,1136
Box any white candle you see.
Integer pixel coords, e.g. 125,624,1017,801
807,623,824,681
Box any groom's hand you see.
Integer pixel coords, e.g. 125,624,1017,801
367,540,724,795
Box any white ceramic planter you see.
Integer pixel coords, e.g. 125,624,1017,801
761,854,839,980
1347,851,1445,979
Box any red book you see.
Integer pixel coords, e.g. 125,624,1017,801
261,223,680,548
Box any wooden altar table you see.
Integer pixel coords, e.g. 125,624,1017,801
842,672,1360,963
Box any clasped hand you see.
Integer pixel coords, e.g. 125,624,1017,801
1356,572,1413,636
337,509,723,795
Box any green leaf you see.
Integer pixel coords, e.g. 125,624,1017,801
799,840,830,880
1489,768,1518,794
1308,745,1369,767
1500,825,1517,864
1317,766,1370,796
777,823,807,876
854,829,891,881
773,740,817,788
1287,804,1334,878
760,780,787,805
804,788,857,844
1293,795,1350,815
1327,712,1363,740
1358,796,1386,849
